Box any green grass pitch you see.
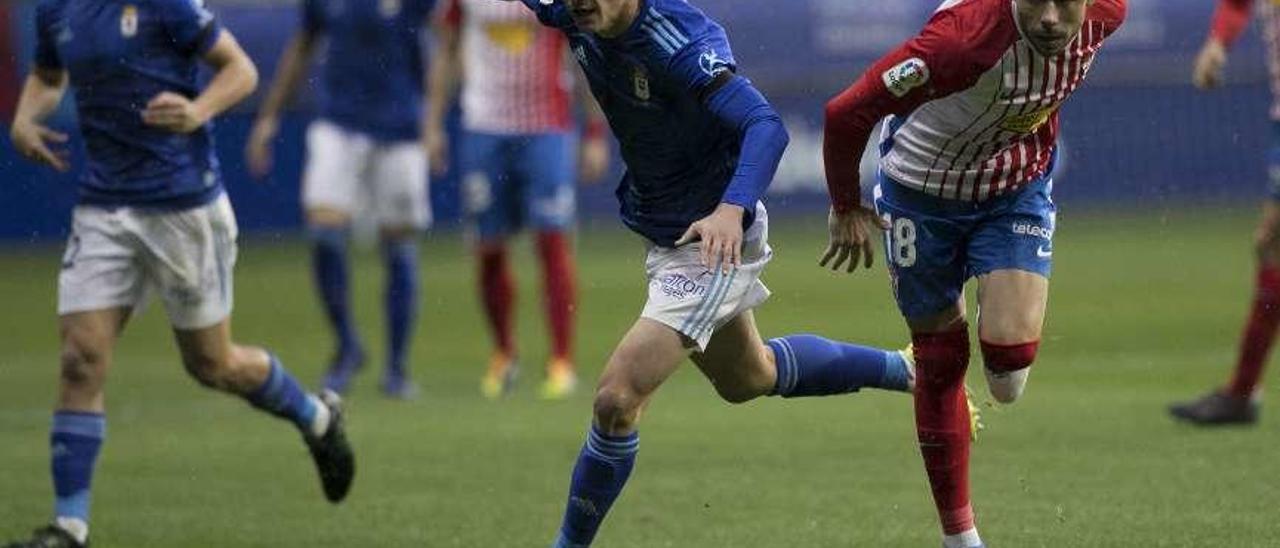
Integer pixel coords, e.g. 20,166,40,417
2,207,1279,547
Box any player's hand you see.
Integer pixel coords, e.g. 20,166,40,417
675,203,745,271
245,117,279,179
142,92,208,134
819,205,888,273
426,124,449,177
1193,38,1228,90
578,136,609,184
10,119,70,172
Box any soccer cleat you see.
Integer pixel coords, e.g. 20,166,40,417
539,359,579,401
5,525,86,548
305,390,356,503
321,347,366,395
481,353,519,400
1169,390,1259,426
380,373,421,401
901,345,984,441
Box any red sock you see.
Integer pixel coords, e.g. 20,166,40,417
537,231,577,363
1227,265,1280,398
479,245,515,356
912,327,975,535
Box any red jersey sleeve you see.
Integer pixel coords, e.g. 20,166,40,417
1210,0,1254,47
822,7,1005,213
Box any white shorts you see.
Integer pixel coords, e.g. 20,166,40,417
57,194,238,330
641,203,773,351
302,119,431,228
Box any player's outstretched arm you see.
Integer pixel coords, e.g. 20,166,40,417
425,5,462,176
142,30,258,134
10,67,70,172
246,31,318,177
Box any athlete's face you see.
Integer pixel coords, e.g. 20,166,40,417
566,0,640,37
1015,0,1093,55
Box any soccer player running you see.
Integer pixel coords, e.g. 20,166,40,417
6,2,354,547
247,0,437,398
426,0,611,400
823,1,1124,547
512,0,920,546
1170,0,1280,426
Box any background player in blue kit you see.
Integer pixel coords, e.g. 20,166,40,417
247,0,437,399
511,1,920,546
6,1,354,546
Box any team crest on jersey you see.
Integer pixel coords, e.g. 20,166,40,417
120,5,139,38
1001,104,1059,134
698,49,731,78
882,58,929,98
633,67,651,101
379,0,402,18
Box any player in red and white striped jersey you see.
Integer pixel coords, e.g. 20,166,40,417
822,1,1125,546
426,0,609,400
1170,0,1280,425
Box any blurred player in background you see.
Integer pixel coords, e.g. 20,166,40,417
515,1,925,546
823,0,1125,546
1170,0,1279,426
426,0,610,400
6,2,353,547
247,0,437,399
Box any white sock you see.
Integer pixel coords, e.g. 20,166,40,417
55,517,89,544
985,366,1030,403
308,395,331,437
943,528,982,548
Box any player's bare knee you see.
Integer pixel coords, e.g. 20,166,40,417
592,386,642,434
58,344,105,389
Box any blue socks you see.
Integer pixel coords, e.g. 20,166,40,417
554,425,639,547
311,227,360,356
767,335,911,397
50,412,104,529
383,239,419,378
246,356,319,434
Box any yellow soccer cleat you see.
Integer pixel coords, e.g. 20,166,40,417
899,344,985,441
539,359,579,401
481,353,519,400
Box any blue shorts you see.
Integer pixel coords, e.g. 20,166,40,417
1268,121,1280,200
460,132,576,240
873,172,1057,320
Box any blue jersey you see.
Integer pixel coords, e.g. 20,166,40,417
526,0,755,247
303,0,435,142
35,0,225,210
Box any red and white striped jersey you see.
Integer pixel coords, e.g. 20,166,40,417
442,0,573,134
823,0,1126,210
1210,0,1280,120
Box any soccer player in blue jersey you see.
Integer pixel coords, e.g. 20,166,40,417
6,1,354,547
247,0,437,399
510,1,915,545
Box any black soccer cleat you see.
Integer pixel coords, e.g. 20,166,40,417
305,389,355,503
1169,390,1260,426
5,525,87,548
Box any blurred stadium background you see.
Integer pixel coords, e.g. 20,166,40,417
4,1,1280,546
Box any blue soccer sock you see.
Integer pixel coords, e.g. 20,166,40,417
50,411,104,541
383,239,419,378
767,335,911,397
311,227,360,355
554,425,639,547
245,356,323,435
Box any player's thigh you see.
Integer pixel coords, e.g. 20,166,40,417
302,120,369,219
873,181,970,326
975,269,1048,343
369,139,431,231
690,310,774,396
595,318,691,422
133,194,239,332
515,132,577,232
461,133,521,242
58,206,149,320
